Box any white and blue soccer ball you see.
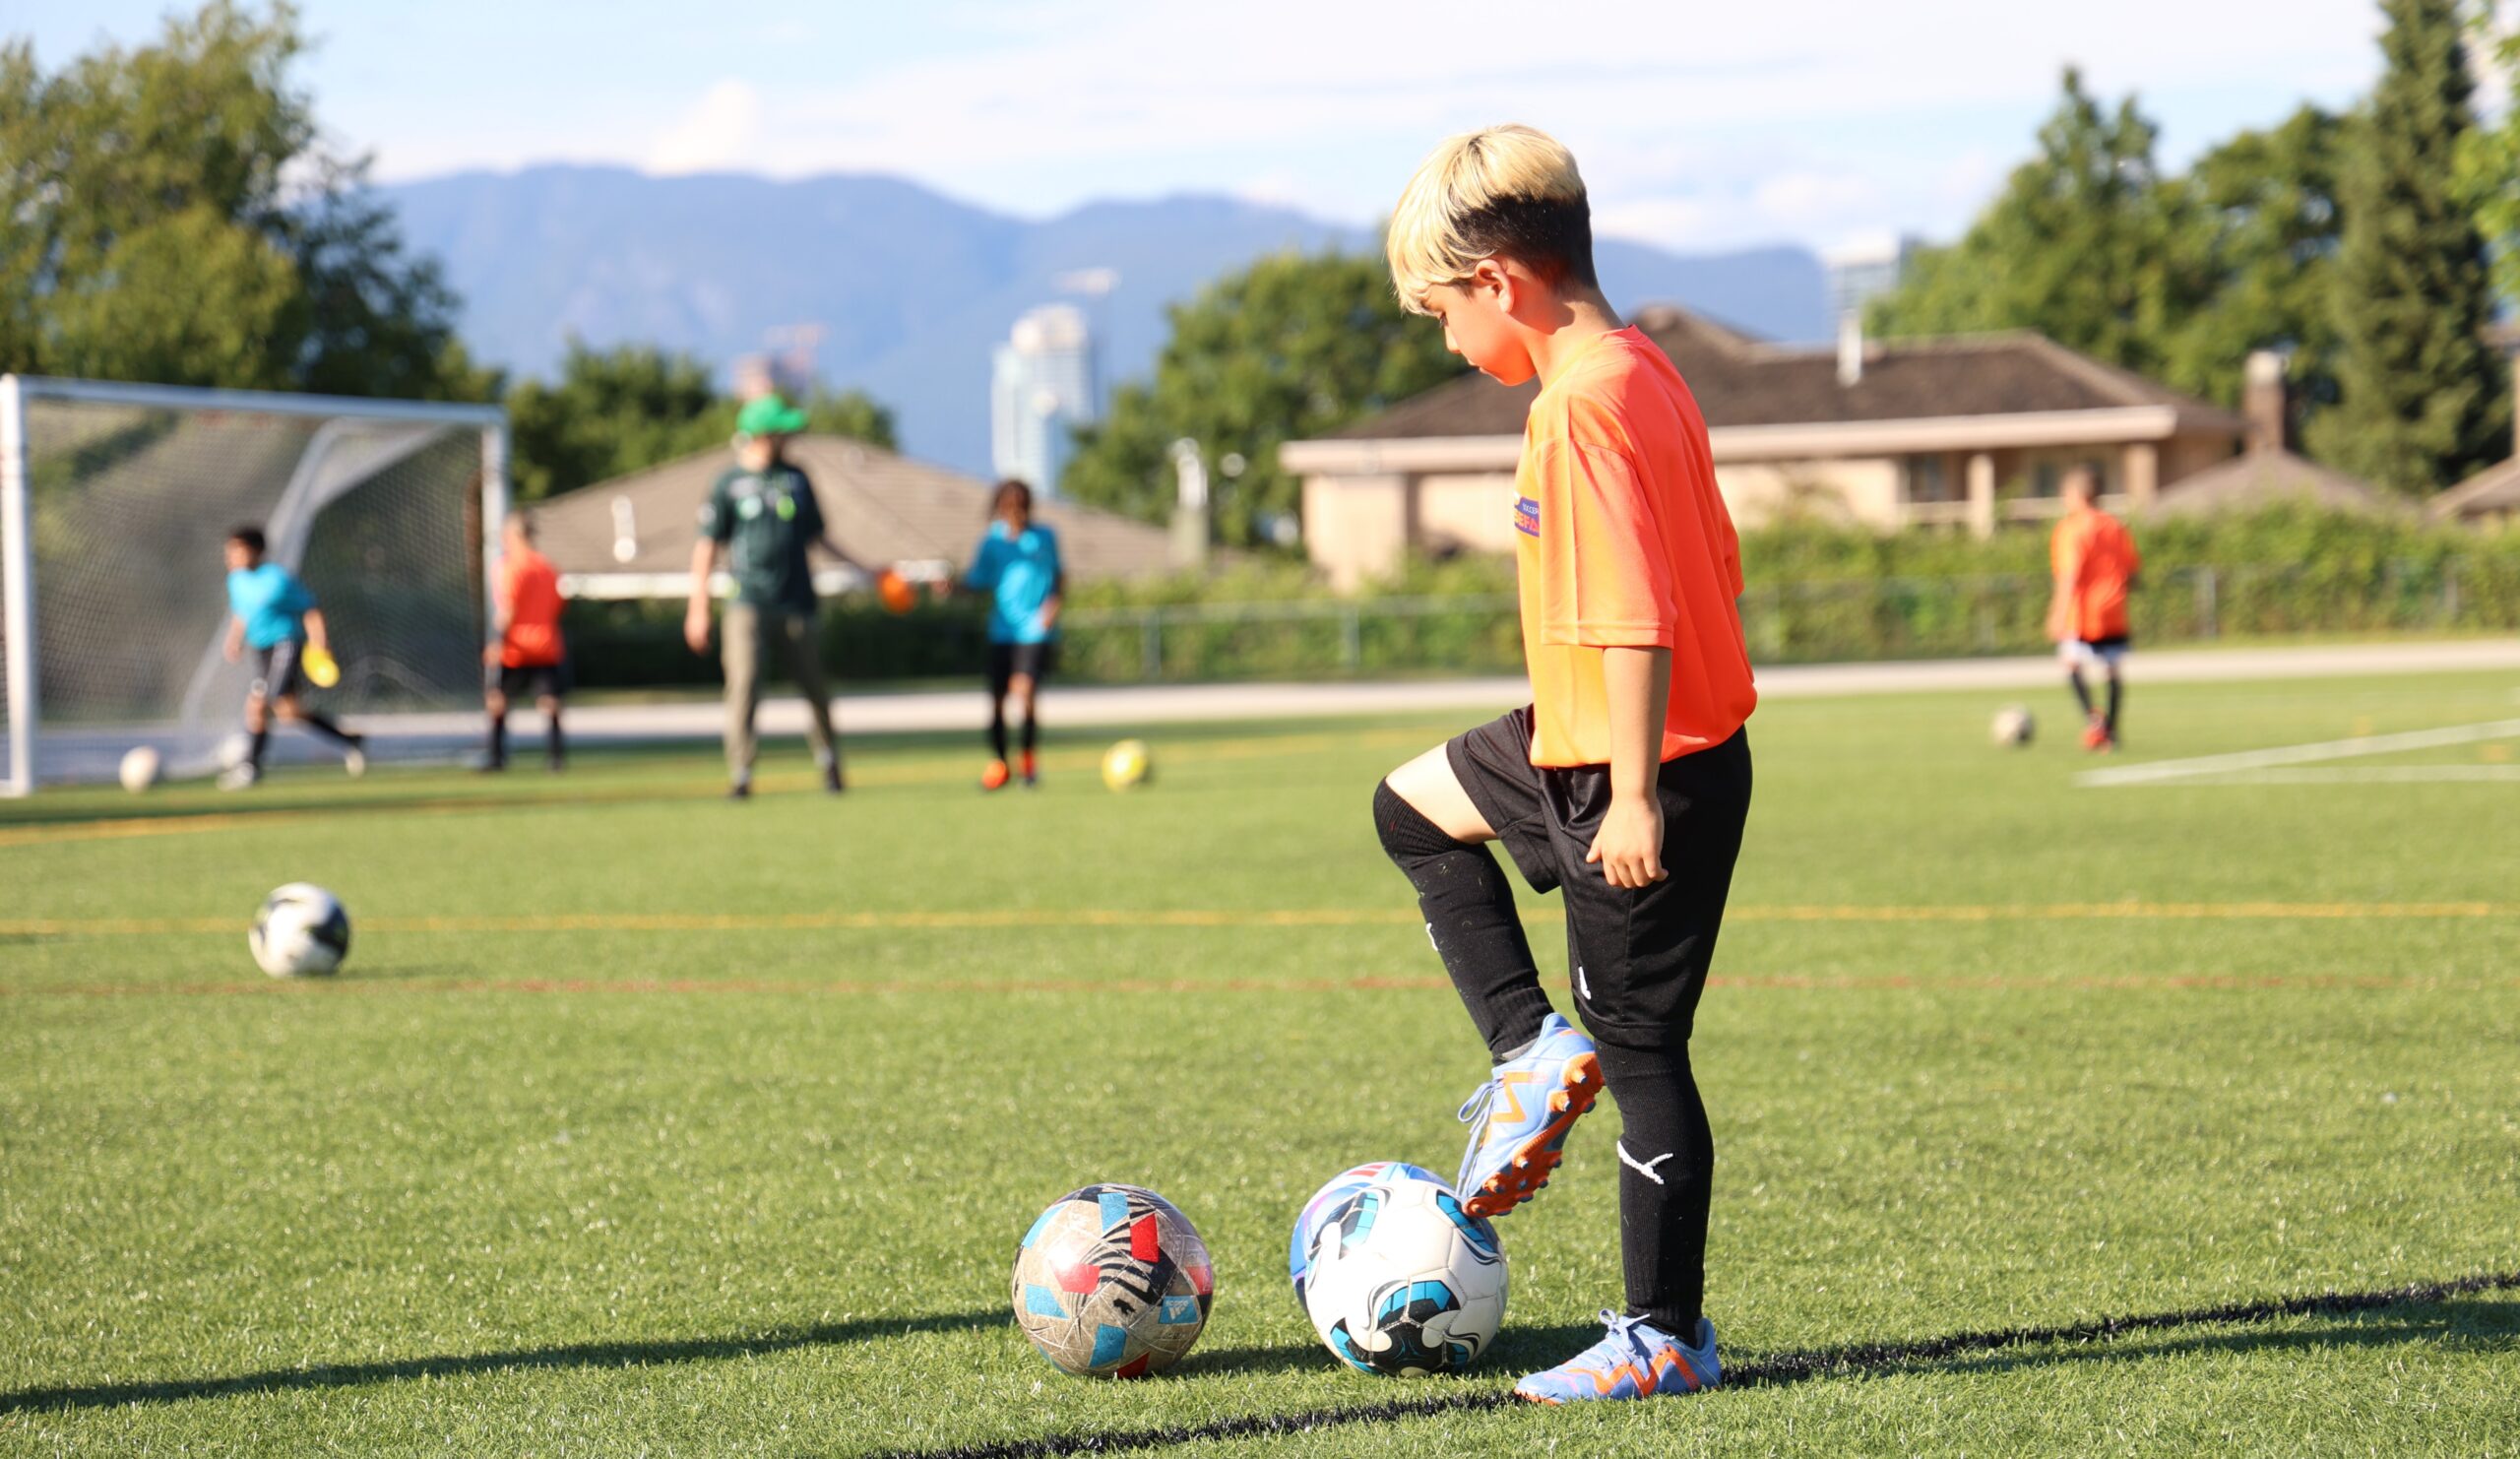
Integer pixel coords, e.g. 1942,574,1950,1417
1291,1161,1507,1375
250,883,350,978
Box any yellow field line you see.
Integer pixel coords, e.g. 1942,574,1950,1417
4,901,2512,940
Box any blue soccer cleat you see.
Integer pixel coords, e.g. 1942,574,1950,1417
1454,1012,1602,1218
1514,1310,1720,1405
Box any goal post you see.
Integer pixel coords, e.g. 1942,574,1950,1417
0,375,508,794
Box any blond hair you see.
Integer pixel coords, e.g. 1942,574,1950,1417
1385,124,1594,314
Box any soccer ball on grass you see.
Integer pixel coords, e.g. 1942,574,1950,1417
118,746,161,793
1292,1162,1506,1375
1012,1183,1213,1377
1101,738,1153,793
1990,705,2036,747
250,883,350,978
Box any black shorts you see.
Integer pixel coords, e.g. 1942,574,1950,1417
986,641,1057,696
1447,708,1752,1048
494,660,571,700
249,641,304,701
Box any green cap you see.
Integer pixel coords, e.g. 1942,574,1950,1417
735,394,809,438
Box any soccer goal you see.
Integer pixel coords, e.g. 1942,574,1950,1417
0,375,508,793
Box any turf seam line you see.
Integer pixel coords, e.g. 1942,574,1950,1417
871,1271,2520,1459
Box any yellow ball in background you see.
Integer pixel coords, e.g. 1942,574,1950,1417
1101,738,1153,793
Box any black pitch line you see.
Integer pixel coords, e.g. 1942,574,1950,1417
879,1271,2520,1459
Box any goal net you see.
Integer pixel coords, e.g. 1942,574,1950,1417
1,376,508,793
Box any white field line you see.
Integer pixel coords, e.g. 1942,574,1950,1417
2161,766,2520,786
2076,717,2520,789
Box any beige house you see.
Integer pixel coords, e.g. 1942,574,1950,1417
1282,306,2247,589
526,433,1185,598
2429,325,2520,529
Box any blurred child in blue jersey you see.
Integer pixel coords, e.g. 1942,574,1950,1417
219,526,365,790
965,479,1063,791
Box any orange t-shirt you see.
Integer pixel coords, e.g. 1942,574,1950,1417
1512,328,1757,769
498,547,566,668
2050,507,2139,641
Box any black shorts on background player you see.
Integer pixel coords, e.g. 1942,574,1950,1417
497,660,571,701
250,640,305,700
986,641,1057,697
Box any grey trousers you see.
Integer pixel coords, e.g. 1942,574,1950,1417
721,602,838,780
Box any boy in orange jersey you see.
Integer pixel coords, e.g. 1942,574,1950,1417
1370,125,1755,1405
2046,468,2139,751
482,514,569,772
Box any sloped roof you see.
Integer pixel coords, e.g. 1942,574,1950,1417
1330,306,2240,441
2148,448,2417,520
526,434,1182,581
2429,455,2520,521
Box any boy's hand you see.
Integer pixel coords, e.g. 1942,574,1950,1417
682,603,712,655
1586,793,1667,889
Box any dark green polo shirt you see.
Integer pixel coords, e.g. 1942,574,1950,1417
698,464,825,611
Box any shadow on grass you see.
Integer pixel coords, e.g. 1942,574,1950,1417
0,1307,1009,1417
854,1283,2520,1459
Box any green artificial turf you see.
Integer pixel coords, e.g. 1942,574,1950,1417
3,670,2517,1456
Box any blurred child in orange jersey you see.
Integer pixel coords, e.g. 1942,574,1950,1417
2046,467,2139,751
483,514,569,772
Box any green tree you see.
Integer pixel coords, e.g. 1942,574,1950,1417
2306,0,2507,493
1868,70,2199,381
2455,11,2520,311
504,340,896,502
1060,251,1465,548
0,1,482,399
2162,105,2348,425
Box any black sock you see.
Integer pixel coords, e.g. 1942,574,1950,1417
1595,1038,1714,1337
988,703,1008,761
487,712,507,766
545,715,564,768
1372,779,1552,1060
247,725,271,770
2067,669,2095,718
2105,676,2122,736
297,712,355,748
1021,713,1039,755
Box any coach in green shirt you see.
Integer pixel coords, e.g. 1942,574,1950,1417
683,395,862,797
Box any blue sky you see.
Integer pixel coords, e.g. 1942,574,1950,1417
15,0,2497,255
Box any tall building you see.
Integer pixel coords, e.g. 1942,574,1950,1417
990,304,1099,495
1823,235,1921,323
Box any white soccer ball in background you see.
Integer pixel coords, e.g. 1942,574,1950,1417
119,746,161,793
1990,705,2036,747
1292,1163,1507,1375
250,884,350,978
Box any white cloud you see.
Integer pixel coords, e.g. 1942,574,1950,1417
648,80,766,175
350,0,2386,250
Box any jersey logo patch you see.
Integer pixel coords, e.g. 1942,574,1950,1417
1513,496,1541,538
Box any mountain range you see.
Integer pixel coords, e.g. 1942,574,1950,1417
380,165,1833,477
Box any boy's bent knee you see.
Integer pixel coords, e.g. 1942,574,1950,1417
1374,778,1468,863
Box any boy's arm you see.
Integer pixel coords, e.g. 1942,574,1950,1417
2046,526,2080,642
223,616,244,663
1586,646,1672,888
484,565,514,665
302,607,329,657
684,539,719,654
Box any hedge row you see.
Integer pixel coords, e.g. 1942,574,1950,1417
564,506,2520,688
